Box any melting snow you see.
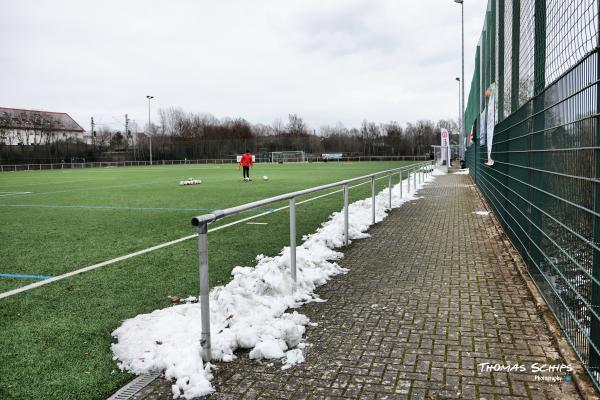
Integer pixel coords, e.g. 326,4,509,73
454,168,470,175
111,167,444,398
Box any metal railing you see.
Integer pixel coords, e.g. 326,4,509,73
0,159,240,172
0,155,429,172
189,161,433,361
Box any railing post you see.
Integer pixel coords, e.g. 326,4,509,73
343,184,349,245
196,222,211,362
388,175,392,209
399,170,403,199
371,176,376,224
289,197,297,286
413,167,417,188
407,169,411,192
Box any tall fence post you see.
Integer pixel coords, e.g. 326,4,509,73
497,0,505,120
511,0,521,112
196,222,211,362
289,197,297,286
371,176,376,224
530,0,546,258
590,4,600,370
343,184,349,245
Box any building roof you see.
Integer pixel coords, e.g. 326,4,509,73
0,107,85,132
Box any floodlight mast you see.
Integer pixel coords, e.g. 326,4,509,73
146,95,154,165
454,0,466,160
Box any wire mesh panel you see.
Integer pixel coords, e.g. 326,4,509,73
465,0,600,389
518,0,535,107
545,0,598,85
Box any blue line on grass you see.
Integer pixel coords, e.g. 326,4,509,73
0,273,52,280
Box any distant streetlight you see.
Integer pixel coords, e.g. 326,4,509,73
146,95,154,165
454,0,465,160
456,77,461,133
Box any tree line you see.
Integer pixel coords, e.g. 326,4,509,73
0,107,458,164
140,108,457,161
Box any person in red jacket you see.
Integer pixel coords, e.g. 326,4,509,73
238,149,253,181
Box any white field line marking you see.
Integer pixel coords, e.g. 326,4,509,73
246,222,268,225
0,174,397,300
0,192,32,197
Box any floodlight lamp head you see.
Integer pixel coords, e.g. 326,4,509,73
146,95,154,100
454,0,463,4
456,77,460,81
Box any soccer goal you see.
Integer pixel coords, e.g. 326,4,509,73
270,151,305,163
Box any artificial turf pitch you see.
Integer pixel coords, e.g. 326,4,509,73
0,161,415,400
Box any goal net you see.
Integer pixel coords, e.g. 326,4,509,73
270,151,305,163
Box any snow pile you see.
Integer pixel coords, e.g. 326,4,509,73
473,211,490,216
179,178,202,185
111,166,444,399
454,168,470,175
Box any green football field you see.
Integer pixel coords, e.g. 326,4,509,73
0,161,415,400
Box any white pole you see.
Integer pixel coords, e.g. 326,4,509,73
289,198,297,286
343,184,349,245
147,95,154,165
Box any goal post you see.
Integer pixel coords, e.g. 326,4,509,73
270,151,305,163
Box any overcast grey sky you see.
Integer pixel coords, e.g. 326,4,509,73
0,0,488,132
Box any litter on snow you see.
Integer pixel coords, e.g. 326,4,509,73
111,166,445,399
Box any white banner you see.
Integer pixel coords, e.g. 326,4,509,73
485,83,496,166
440,128,449,163
479,109,486,146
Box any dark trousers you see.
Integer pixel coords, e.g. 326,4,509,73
242,166,250,179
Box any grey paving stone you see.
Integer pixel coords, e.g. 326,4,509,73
133,171,583,400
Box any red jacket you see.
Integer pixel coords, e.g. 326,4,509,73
239,153,253,167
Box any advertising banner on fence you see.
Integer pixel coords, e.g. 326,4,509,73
485,82,496,166
480,109,486,146
440,128,450,164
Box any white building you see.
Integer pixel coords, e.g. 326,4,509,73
0,107,86,145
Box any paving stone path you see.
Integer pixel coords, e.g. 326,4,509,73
133,171,582,399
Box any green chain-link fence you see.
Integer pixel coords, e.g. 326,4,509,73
464,0,600,388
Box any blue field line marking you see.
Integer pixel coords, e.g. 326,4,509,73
0,273,52,280
0,203,278,214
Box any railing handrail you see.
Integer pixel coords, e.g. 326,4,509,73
191,161,430,227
